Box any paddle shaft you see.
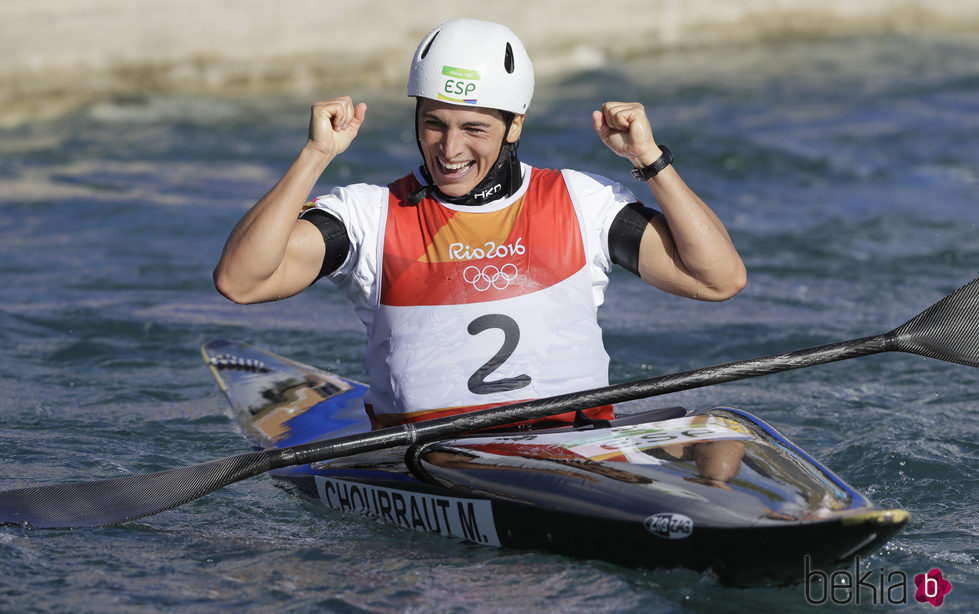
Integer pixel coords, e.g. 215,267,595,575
273,333,893,468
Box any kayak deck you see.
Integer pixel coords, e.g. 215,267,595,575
203,339,908,586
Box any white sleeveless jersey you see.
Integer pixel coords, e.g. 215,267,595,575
305,163,638,427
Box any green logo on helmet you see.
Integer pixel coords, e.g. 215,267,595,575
441,66,481,80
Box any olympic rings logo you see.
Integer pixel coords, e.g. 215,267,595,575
463,263,518,291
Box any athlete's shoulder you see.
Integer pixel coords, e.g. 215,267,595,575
559,168,638,203
559,167,620,188
303,182,389,236
309,181,388,206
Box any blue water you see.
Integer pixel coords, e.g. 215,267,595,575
2,33,978,612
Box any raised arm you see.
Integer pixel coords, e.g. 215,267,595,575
213,97,367,304
593,102,746,301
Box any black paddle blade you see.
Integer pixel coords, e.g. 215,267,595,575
890,276,979,367
0,450,272,529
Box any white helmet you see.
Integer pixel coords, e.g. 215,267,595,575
407,18,534,115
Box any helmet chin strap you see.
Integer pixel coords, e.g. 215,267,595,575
408,101,522,206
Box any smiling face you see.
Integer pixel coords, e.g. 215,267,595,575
416,98,524,197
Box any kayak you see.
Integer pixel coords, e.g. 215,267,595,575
202,338,909,586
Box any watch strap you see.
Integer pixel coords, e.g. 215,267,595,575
631,145,674,182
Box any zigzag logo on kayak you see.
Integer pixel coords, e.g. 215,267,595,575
644,513,693,539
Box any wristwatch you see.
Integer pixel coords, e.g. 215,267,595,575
631,145,673,182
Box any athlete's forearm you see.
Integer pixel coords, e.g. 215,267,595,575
213,144,332,303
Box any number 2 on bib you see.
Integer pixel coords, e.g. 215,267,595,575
467,314,532,395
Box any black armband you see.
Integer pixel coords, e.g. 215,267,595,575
609,202,661,277
300,209,350,280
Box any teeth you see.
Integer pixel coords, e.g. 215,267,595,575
440,159,470,171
